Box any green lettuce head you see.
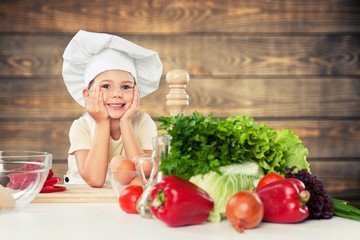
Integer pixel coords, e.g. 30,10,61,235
189,161,264,222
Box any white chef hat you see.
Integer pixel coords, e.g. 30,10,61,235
62,30,163,106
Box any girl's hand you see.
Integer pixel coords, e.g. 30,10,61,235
121,85,140,122
84,85,109,123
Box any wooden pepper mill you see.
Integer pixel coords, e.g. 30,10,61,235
165,69,190,116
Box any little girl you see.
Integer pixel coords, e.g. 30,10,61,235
62,30,163,187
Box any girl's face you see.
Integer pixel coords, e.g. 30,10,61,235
92,70,135,119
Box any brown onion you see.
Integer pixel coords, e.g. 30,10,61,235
226,191,264,233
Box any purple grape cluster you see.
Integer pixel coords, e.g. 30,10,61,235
285,167,333,219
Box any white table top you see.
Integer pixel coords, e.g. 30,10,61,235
1,202,359,240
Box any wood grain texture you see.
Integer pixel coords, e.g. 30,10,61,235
1,0,359,33
33,185,117,203
310,160,360,199
1,35,359,77
0,77,359,119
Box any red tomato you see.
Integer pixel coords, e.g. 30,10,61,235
256,172,284,191
118,185,143,214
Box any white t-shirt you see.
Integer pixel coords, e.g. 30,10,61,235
64,112,157,184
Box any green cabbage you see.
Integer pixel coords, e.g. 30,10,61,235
189,161,264,222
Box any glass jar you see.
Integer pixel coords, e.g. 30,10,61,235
135,135,172,218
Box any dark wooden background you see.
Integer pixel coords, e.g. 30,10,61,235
0,0,359,204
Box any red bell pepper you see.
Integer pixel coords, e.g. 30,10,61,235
256,178,310,223
150,175,214,227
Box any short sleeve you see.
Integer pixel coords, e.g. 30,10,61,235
68,117,92,154
137,112,158,150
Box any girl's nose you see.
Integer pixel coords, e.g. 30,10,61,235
113,89,123,98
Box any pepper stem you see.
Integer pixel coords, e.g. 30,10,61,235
299,190,310,206
151,190,165,208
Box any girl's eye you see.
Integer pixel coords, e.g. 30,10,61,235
121,84,134,91
101,84,110,89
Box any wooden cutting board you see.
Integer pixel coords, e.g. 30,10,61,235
33,184,117,203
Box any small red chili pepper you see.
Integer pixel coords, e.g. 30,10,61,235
40,185,66,193
256,178,310,223
40,168,66,193
47,169,54,179
150,175,214,227
43,177,60,186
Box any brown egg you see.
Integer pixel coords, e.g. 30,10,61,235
109,156,126,170
129,176,142,186
110,158,136,185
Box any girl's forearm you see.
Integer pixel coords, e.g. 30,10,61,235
120,120,145,162
80,122,110,187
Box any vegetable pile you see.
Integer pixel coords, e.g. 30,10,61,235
157,112,310,179
156,112,311,222
115,112,360,233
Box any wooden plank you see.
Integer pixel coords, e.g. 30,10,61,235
0,35,67,77
1,77,359,119
0,77,84,119
308,160,360,199
1,35,360,77
33,184,117,203
0,120,359,160
0,0,359,33
0,120,72,159
183,78,360,118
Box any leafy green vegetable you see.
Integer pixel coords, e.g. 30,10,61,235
189,162,264,222
332,198,360,221
276,129,310,173
156,112,310,179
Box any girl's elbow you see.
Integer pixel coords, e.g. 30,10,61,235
87,180,105,188
82,175,105,188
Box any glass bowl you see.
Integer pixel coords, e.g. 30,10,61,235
0,151,52,212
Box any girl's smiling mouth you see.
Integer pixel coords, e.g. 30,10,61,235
107,103,126,108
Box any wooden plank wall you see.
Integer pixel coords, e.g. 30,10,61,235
0,0,359,204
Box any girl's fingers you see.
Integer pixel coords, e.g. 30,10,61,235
121,86,140,120
133,86,140,108
89,85,102,110
96,86,103,108
85,85,109,121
